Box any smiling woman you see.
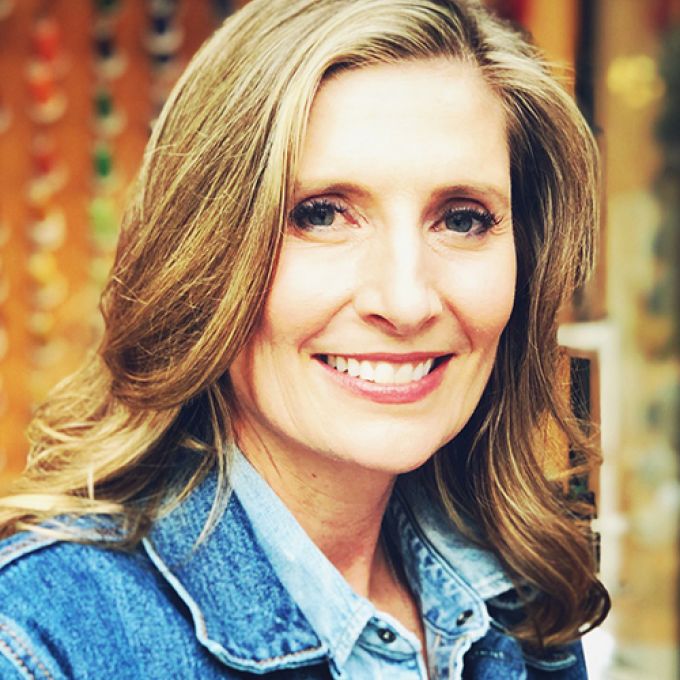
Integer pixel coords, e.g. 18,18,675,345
0,1,608,679
231,60,516,475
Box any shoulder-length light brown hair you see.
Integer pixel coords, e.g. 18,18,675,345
1,0,608,648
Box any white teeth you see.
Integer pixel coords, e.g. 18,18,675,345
373,362,395,384
324,355,437,385
393,363,414,384
359,360,374,381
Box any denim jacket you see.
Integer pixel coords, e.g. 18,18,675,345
0,461,587,679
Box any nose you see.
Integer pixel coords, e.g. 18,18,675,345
353,229,443,336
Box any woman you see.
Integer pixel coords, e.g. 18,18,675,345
0,0,609,678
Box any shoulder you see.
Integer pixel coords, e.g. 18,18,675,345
0,529,188,679
0,536,58,680
0,528,158,612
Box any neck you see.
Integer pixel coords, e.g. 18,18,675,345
236,426,428,661
237,430,395,598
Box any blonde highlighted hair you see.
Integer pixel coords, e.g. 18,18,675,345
1,0,608,647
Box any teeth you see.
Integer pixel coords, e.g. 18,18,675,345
393,363,414,384
347,358,360,377
359,360,374,381
374,362,395,384
324,355,436,385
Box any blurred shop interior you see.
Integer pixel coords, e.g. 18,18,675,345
0,0,678,678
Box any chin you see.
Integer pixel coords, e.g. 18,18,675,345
317,428,454,476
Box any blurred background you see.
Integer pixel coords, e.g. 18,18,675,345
0,1,678,678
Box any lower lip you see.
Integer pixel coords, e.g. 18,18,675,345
315,357,451,404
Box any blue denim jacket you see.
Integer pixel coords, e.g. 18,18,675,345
0,459,587,679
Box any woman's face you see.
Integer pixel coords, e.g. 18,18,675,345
230,59,516,475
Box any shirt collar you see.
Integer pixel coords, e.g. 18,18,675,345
390,475,514,602
144,451,513,674
229,452,376,673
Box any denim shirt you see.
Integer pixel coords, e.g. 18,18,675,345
0,458,587,679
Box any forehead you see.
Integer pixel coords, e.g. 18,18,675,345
297,58,510,196
318,57,503,114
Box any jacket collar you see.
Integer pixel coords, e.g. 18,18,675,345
143,469,327,674
144,459,513,674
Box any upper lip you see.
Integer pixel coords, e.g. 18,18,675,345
315,352,452,362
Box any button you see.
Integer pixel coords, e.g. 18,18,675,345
377,627,396,644
456,609,474,626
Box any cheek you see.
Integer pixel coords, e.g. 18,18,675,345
443,246,516,345
263,243,355,343
229,246,351,402
480,274,515,338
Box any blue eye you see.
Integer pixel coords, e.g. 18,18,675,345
443,208,497,235
291,200,345,229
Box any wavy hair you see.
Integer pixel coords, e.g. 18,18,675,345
0,0,609,647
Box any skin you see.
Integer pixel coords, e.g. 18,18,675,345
230,58,516,655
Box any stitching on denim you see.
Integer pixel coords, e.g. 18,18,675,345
0,536,55,569
0,539,42,562
523,652,576,671
447,634,470,679
466,649,506,660
0,637,35,679
244,643,326,666
0,623,54,680
144,537,326,669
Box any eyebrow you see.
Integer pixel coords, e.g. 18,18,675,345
292,180,511,212
292,180,370,200
430,183,511,212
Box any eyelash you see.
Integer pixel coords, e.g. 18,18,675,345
440,207,500,236
289,199,500,237
289,199,348,231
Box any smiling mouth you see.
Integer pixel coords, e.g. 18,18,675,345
317,354,451,385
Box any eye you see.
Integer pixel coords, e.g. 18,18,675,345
442,207,498,235
290,199,346,230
